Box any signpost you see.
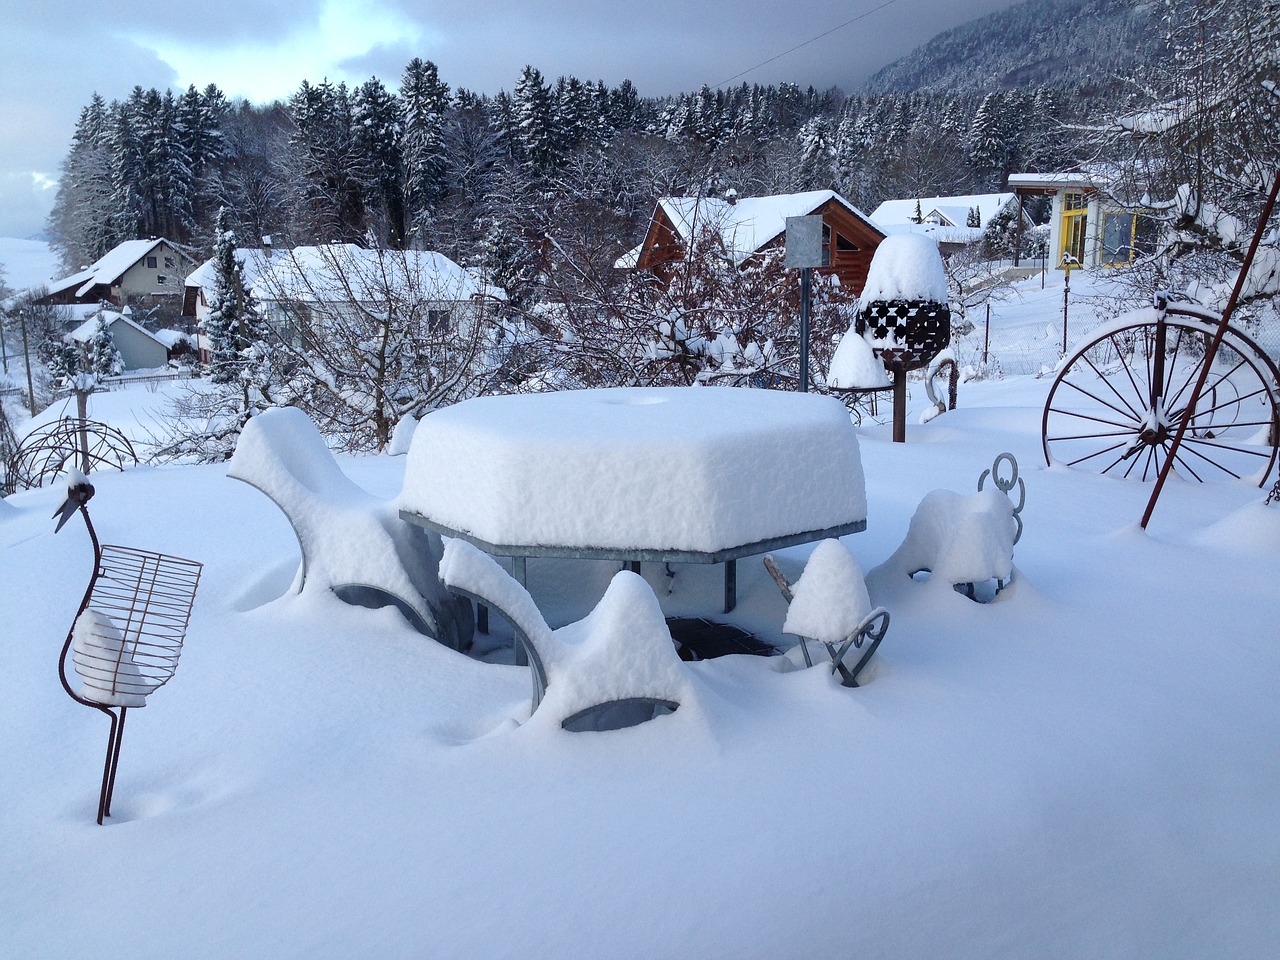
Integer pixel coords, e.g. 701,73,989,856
785,215,825,393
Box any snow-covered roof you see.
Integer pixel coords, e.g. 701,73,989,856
46,239,181,300
649,190,880,267
877,222,985,246
153,329,192,349
871,193,1018,230
1006,171,1096,191
185,248,274,292
69,308,168,348
241,244,492,305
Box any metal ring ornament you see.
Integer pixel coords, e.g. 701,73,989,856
979,452,1025,544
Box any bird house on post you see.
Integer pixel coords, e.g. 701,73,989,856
786,215,826,392
853,234,952,442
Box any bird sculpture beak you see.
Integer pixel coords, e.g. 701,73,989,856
52,480,95,533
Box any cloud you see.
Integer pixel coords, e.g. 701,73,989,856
125,0,437,103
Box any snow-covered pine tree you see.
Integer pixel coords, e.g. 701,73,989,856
967,206,981,227
48,93,121,270
353,77,407,248
513,65,559,171
89,312,124,379
401,58,450,228
205,209,265,385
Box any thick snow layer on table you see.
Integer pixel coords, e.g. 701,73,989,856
782,538,873,644
860,233,949,303
401,386,867,553
827,330,892,389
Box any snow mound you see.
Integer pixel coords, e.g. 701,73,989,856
72,608,151,707
828,331,891,389
387,414,418,456
533,570,690,733
874,487,1016,587
782,539,873,644
1193,502,1280,554
860,233,949,304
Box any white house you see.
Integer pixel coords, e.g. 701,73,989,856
870,193,1035,258
185,244,502,362
1007,172,1148,269
41,238,195,307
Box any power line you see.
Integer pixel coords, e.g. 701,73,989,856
712,0,901,88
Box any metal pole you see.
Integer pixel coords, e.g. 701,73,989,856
1,310,9,373
19,309,35,414
984,303,991,364
799,267,811,392
1061,266,1071,354
1141,168,1280,529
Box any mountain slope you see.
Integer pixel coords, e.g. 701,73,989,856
864,0,1165,93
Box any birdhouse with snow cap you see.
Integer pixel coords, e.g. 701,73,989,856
855,233,951,372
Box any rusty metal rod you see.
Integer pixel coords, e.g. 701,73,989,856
1140,169,1280,529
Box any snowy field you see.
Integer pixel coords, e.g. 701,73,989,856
3,272,1280,957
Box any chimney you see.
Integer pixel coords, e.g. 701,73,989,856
262,235,273,258
725,188,738,206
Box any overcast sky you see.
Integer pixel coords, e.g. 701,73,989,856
0,0,1020,244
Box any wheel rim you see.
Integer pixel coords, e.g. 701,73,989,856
1043,319,1280,484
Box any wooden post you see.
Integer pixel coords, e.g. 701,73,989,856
892,360,907,444
76,388,91,474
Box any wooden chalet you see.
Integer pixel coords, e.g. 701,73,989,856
617,190,886,295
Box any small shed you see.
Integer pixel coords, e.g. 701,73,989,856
70,310,169,372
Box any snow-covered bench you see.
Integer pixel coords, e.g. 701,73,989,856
764,539,889,687
227,407,473,651
870,453,1026,601
439,539,688,732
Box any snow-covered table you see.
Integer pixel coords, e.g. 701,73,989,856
398,386,867,615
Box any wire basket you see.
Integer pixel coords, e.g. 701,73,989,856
71,544,202,707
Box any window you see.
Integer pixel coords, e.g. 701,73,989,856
146,256,158,269
1058,192,1088,267
835,232,859,253
427,309,451,332
1101,212,1137,266
157,275,167,285
164,256,176,269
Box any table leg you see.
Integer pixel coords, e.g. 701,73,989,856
724,558,737,613
510,556,528,666
626,560,641,575
477,603,489,634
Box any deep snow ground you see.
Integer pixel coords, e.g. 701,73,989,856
2,264,1279,957
2,367,1279,958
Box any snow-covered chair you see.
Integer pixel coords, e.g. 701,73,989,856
227,407,473,651
870,453,1025,602
764,539,889,687
440,539,688,732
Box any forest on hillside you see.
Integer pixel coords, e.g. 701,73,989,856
45,62,1102,283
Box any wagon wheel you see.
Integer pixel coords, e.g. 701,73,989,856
1042,316,1280,484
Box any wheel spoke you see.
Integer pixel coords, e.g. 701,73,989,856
1047,429,1142,442
1048,408,1143,430
1058,377,1145,425
1082,349,1146,421
1063,439,1130,468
